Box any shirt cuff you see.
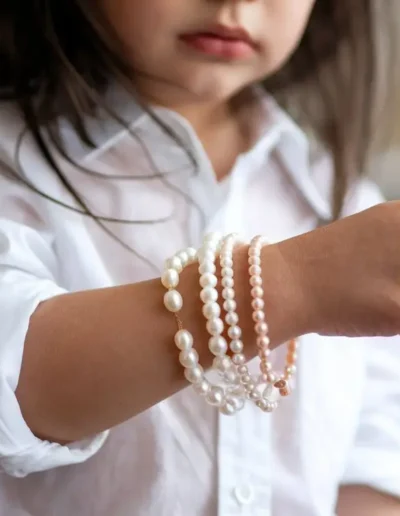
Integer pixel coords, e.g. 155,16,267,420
0,278,109,477
0,413,109,478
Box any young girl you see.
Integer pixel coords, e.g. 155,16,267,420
1,1,400,515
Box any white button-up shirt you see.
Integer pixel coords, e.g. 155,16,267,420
0,89,399,516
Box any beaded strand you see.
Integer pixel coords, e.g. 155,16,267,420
162,233,299,415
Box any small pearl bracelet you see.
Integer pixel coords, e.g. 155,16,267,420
162,233,299,415
249,236,299,403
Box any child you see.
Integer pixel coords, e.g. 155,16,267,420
0,1,400,515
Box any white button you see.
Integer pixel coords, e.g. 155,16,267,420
234,483,255,505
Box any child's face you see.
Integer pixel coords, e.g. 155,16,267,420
101,0,316,103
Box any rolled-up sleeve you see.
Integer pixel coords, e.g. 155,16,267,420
341,337,400,497
341,178,400,497
0,193,108,477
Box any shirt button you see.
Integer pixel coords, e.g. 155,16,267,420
234,483,255,505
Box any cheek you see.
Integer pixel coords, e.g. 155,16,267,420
263,0,315,69
100,0,171,56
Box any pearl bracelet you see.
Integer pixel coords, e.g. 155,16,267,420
162,233,299,415
249,236,299,403
163,236,245,415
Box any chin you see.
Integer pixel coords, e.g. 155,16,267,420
180,70,254,103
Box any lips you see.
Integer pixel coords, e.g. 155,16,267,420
179,24,257,60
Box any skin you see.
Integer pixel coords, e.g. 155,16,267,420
100,0,316,178
15,0,399,512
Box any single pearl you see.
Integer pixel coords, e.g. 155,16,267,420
257,335,270,348
241,374,252,385
249,247,261,257
224,369,240,385
267,372,278,384
206,386,225,407
165,256,182,272
225,312,239,326
200,273,217,288
255,322,268,335
252,298,264,310
197,248,215,262
251,286,264,299
199,262,216,275
184,365,204,384
261,361,272,374
178,250,189,266
249,256,261,266
221,257,233,268
228,325,242,340
237,365,248,375
221,277,234,288
200,287,218,303
222,288,235,300
161,268,179,289
258,373,269,384
186,247,197,262
287,351,298,365
250,389,262,401
179,349,199,368
285,365,297,377
252,310,265,322
256,399,268,411
258,348,271,360
220,399,237,416
264,401,277,413
207,241,219,253
206,317,224,336
250,276,263,287
233,353,246,365
202,302,221,320
174,329,193,351
164,290,183,313
249,265,262,276
230,395,245,412
223,299,237,312
244,382,256,393
221,267,234,278
213,355,232,372
193,379,211,396
209,335,228,356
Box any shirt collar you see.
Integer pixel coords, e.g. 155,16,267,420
255,92,333,222
64,84,333,223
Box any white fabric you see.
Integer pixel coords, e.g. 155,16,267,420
0,90,399,516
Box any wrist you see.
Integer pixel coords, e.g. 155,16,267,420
260,239,313,346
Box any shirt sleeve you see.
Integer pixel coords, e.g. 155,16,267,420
0,179,108,478
341,336,400,497
341,178,400,497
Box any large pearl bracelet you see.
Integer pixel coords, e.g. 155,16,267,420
162,233,299,414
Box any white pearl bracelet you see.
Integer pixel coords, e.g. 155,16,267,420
163,235,245,415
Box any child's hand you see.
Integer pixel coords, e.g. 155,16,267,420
277,202,400,338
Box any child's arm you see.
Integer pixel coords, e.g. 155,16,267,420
15,244,300,444
337,486,400,515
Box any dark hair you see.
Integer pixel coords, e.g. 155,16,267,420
0,0,397,224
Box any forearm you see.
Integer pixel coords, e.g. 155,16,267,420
16,243,303,443
337,486,400,515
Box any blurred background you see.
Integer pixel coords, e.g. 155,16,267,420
367,4,400,200
370,146,400,200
